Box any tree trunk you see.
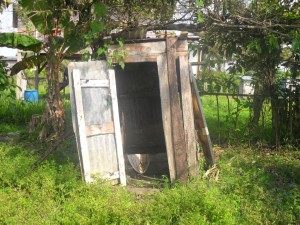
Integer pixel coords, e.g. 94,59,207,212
271,94,279,147
251,81,264,129
266,68,278,146
39,45,65,140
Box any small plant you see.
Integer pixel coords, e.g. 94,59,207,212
0,57,16,99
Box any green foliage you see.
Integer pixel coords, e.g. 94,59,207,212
10,54,46,76
199,71,239,93
200,95,273,145
0,96,45,125
0,0,10,12
0,33,42,53
291,32,300,53
0,58,16,98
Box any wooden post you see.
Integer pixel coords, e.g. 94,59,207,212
179,54,198,177
166,36,188,182
34,63,39,90
16,51,27,99
157,54,176,182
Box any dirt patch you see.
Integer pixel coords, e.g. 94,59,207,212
125,152,170,188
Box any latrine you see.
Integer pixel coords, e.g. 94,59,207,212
68,35,215,185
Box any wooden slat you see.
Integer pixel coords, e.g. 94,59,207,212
80,79,109,88
109,69,127,186
72,69,92,182
190,72,216,165
179,54,198,177
109,41,166,63
166,36,188,182
85,121,115,136
157,54,176,182
176,40,188,52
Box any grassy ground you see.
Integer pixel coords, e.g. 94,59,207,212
0,96,299,224
200,95,273,145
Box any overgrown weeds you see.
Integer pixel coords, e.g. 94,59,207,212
0,141,299,224
0,94,299,224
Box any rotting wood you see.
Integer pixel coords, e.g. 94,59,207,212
179,54,198,177
157,54,176,182
190,74,216,165
166,36,188,182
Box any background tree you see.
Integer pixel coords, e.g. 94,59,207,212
15,0,108,139
9,0,179,140
197,0,300,145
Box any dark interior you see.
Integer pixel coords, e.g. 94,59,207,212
115,62,167,155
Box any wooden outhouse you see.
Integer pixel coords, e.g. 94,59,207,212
68,35,215,185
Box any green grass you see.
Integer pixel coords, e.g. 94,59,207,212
0,94,299,224
0,141,299,224
200,95,273,145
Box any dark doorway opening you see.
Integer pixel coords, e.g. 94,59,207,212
115,62,169,180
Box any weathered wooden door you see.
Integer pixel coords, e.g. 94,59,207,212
68,61,126,185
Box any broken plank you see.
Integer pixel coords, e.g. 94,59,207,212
190,73,216,165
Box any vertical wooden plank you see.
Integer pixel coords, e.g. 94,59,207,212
190,73,216,165
72,69,92,182
68,64,84,177
179,54,198,177
166,36,188,182
109,69,127,186
157,54,176,182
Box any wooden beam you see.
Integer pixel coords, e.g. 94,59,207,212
190,73,216,165
179,54,198,177
157,54,176,182
109,69,127,186
166,36,188,182
109,41,166,63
